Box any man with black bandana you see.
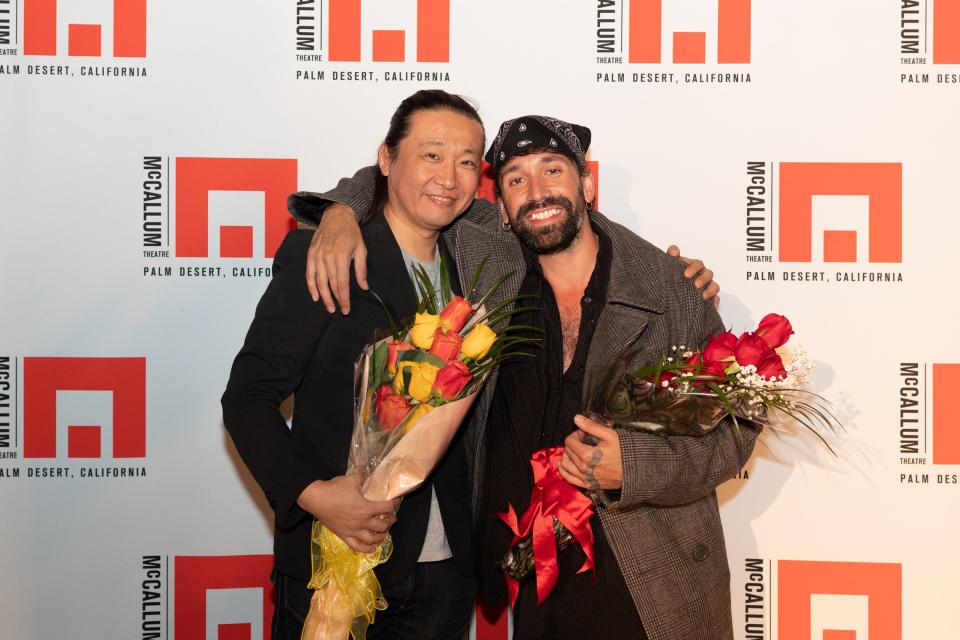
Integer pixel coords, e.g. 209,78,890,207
289,115,756,639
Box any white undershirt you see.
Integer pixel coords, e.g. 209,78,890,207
399,245,453,562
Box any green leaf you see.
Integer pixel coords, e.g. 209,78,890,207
370,341,389,390
474,270,516,312
369,290,401,341
397,349,446,370
412,263,440,314
467,256,490,300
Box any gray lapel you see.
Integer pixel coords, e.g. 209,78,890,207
582,213,667,402
583,304,653,403
452,217,526,313
449,216,527,512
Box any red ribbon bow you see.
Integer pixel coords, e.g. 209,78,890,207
497,445,596,606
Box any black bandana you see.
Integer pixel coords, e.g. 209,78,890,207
484,115,592,177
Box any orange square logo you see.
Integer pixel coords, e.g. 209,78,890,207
627,0,750,64
174,555,275,640
24,0,147,57
175,158,298,259
934,0,960,63
22,357,146,459
779,560,902,640
779,163,902,263
933,363,960,465
328,0,449,63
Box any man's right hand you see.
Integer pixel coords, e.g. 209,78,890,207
307,204,368,314
296,475,398,553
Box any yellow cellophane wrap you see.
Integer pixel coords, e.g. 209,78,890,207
300,523,393,640
300,333,482,640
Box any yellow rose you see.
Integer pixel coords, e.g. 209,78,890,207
406,362,440,403
403,403,435,433
409,313,440,349
461,323,496,360
393,361,415,395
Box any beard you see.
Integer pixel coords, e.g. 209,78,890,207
508,191,589,255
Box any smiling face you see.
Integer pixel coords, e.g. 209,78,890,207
379,108,485,234
498,151,595,255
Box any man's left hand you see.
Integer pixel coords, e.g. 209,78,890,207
559,414,623,491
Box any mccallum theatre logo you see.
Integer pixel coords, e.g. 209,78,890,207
0,0,149,79
24,0,145,57
594,0,752,86
174,555,275,640
0,356,148,480
140,156,298,280
294,0,453,83
742,162,904,286
22,357,145,458
898,362,960,485
900,0,960,84
779,560,902,639
740,558,902,640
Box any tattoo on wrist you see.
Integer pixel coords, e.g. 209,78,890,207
585,448,603,492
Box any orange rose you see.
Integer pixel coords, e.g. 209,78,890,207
438,296,475,333
433,360,473,401
375,385,411,431
429,328,463,364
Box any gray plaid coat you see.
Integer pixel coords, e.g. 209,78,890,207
290,170,758,640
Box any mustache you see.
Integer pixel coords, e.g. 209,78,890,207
516,196,574,220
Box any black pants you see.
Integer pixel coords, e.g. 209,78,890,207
271,560,475,640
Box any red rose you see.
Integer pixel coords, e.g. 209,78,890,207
375,384,411,430
703,332,737,367
387,340,414,374
755,351,787,380
433,360,473,400
439,296,475,333
429,328,463,364
687,351,724,378
755,313,794,348
733,333,773,368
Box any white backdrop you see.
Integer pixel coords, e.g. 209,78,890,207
2,1,959,638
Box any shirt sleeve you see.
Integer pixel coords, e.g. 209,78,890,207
221,230,332,526
287,166,381,228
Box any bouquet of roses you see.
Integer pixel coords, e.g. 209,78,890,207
496,313,840,599
302,259,534,640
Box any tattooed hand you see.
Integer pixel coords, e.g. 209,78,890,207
559,414,623,491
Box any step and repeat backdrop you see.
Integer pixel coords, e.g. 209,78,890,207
1,1,959,638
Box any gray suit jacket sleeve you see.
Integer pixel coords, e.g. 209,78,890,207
288,166,381,227
613,281,760,510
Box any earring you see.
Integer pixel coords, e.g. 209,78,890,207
500,220,511,231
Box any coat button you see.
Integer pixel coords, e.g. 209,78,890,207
692,544,708,562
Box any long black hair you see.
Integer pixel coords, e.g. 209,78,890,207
372,89,484,214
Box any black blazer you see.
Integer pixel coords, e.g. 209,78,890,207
221,214,473,585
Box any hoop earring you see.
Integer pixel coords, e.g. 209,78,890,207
500,220,511,231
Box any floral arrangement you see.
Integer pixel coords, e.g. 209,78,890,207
303,258,534,640
497,313,840,602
